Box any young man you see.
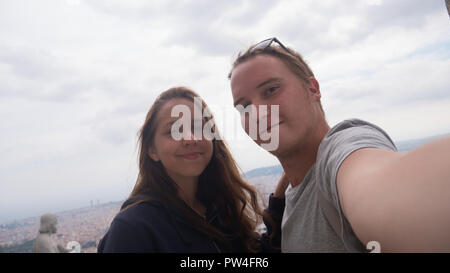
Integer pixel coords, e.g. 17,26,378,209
228,37,450,252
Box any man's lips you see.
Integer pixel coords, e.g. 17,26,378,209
253,121,283,144
260,121,283,135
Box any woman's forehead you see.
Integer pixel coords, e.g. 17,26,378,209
157,97,200,124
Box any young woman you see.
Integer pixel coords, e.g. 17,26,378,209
98,87,288,253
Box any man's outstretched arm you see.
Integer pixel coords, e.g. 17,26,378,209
337,137,450,252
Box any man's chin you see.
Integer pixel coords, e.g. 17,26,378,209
255,140,282,155
260,140,296,159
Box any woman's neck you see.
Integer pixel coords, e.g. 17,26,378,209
170,174,205,216
177,177,198,206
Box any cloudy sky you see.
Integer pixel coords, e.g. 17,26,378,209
1,0,449,222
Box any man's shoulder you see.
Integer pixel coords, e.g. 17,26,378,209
314,118,397,196
326,119,388,137
319,118,396,153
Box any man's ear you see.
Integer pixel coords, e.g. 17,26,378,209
148,147,160,162
307,77,321,101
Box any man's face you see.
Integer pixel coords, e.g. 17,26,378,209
230,54,322,157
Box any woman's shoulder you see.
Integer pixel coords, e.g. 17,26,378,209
98,197,170,252
114,196,167,225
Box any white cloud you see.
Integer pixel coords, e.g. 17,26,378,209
0,0,449,222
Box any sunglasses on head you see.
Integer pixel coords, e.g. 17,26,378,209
249,37,296,56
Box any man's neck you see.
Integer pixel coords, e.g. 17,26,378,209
279,120,330,188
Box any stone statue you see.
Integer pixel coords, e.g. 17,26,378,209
33,213,69,253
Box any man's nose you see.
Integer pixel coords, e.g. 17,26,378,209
243,103,271,130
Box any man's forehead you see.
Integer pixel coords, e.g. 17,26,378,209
236,54,280,73
231,55,283,95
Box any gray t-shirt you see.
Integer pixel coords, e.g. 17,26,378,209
281,119,397,253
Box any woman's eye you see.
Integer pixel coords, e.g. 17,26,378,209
170,125,183,134
265,86,279,95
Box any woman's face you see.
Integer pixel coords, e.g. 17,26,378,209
149,98,214,183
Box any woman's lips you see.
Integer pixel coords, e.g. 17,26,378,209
181,152,201,160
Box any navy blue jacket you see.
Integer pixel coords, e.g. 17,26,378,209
98,194,284,253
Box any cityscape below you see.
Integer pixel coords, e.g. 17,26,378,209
0,133,447,253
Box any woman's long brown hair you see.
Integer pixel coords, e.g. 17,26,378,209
123,86,269,252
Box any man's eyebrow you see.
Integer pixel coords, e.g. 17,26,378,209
256,77,282,89
233,78,282,107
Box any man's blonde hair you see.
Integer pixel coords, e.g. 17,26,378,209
228,41,324,115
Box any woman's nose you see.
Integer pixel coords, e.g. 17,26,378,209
182,130,198,145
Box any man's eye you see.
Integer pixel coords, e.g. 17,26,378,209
239,102,252,109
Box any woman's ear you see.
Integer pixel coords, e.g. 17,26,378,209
148,147,160,162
